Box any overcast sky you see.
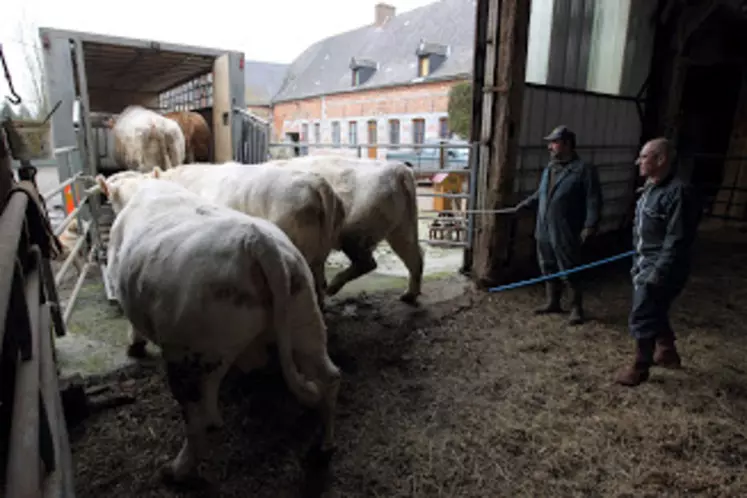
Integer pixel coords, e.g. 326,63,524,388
0,0,435,110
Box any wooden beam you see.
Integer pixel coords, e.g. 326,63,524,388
462,0,490,273
471,0,532,286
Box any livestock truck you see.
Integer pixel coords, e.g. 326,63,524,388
39,27,270,300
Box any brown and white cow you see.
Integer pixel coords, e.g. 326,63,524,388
105,105,185,172
150,162,346,308
267,155,424,304
91,172,341,484
164,111,211,163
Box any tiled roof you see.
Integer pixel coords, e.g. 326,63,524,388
272,0,476,103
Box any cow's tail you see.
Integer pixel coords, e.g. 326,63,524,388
395,163,419,232
249,231,321,406
147,122,172,171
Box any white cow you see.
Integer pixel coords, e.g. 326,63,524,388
92,172,341,483
106,105,186,173
268,155,424,304
150,162,346,307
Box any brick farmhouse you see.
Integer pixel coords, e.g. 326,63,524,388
267,0,475,158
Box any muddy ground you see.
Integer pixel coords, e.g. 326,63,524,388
67,227,747,497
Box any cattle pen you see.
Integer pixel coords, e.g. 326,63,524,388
5,0,747,496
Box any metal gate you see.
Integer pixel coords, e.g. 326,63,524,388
234,108,270,164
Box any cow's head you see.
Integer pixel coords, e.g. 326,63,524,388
88,170,149,214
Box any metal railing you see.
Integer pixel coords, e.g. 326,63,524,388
268,141,481,250
44,146,103,326
0,185,76,497
234,108,270,165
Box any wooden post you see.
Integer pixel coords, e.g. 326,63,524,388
471,0,532,286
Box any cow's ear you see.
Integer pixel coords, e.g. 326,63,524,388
94,174,110,198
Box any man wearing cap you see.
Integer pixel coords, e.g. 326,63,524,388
515,125,603,325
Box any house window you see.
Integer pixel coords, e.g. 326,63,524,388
418,56,430,78
412,118,425,144
314,122,321,143
301,123,309,143
389,119,400,148
439,117,449,139
348,121,358,145
331,121,341,146
352,69,361,87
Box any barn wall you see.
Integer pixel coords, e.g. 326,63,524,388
510,84,642,260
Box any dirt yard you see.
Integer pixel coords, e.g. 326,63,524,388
68,226,747,498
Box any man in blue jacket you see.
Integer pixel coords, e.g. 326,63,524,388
616,137,700,386
516,125,603,325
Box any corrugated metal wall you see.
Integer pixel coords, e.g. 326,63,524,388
509,0,657,240
515,85,641,234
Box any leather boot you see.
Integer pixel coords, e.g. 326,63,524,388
615,338,655,387
535,279,563,314
567,279,584,326
654,335,682,369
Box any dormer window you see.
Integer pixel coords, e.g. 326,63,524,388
416,41,448,78
350,57,377,87
417,56,430,77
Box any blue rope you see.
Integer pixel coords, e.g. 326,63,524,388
487,250,636,293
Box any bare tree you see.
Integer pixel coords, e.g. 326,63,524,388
12,8,48,120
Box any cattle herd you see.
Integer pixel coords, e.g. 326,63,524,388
78,105,425,483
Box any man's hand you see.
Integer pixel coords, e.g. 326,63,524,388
581,226,597,243
644,270,662,288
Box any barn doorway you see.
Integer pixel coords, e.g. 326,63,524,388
677,63,742,210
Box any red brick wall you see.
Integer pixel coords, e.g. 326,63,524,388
271,79,464,141
247,105,271,120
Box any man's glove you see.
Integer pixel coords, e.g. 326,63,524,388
581,226,597,243
644,270,662,288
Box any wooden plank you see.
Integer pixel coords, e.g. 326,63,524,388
6,254,42,497
472,0,532,285
40,302,78,498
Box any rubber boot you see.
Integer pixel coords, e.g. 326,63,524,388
654,334,682,369
534,279,563,314
615,338,655,387
567,279,584,326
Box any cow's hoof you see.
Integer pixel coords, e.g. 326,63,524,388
399,292,419,306
159,464,185,485
325,284,342,296
126,341,148,359
307,442,336,468
160,465,207,489
206,416,225,432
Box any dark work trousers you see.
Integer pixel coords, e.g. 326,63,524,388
537,237,581,285
628,282,684,340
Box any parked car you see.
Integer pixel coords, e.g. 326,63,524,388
386,139,470,183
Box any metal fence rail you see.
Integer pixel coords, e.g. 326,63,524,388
0,187,76,497
44,146,102,325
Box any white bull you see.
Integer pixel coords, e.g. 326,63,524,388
150,162,346,307
106,105,186,172
92,172,341,483
268,155,424,304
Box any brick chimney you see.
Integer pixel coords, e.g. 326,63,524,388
375,3,396,27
